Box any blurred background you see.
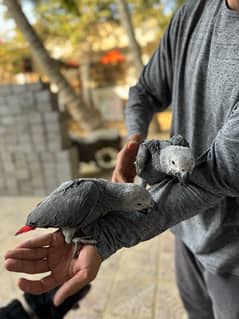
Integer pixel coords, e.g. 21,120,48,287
0,0,187,318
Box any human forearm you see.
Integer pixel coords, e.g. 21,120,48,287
125,12,177,138
84,174,221,260
85,104,239,260
125,86,156,139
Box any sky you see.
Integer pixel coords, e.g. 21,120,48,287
161,0,175,14
0,1,35,41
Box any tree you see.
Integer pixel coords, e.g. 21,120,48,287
3,0,104,131
175,0,185,9
115,0,143,75
31,0,120,111
165,0,185,12
116,0,161,133
16,0,172,132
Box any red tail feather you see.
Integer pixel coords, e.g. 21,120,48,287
15,225,36,235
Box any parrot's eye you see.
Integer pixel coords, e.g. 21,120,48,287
172,161,175,165
137,203,142,206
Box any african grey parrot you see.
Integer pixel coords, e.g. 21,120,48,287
135,135,195,187
16,178,154,257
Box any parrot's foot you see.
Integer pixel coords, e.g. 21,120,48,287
62,227,76,244
140,179,147,188
72,237,97,258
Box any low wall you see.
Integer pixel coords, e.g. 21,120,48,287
0,83,78,196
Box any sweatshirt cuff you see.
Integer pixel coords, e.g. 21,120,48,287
82,222,117,261
127,133,145,144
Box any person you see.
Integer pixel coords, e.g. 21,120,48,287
4,0,239,317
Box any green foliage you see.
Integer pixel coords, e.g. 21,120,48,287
0,0,176,79
168,0,185,12
0,17,31,77
30,0,172,52
128,0,172,35
33,0,118,37
176,0,185,8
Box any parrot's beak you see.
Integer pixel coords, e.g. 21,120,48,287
140,208,151,215
177,172,190,186
141,200,155,214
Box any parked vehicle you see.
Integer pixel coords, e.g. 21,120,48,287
70,129,122,170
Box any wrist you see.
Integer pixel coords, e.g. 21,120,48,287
127,134,145,144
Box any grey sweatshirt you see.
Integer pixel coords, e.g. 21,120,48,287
84,0,239,275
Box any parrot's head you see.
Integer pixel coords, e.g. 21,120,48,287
160,145,195,185
111,182,155,213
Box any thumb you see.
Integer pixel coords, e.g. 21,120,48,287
53,272,89,306
127,141,139,150
126,141,140,156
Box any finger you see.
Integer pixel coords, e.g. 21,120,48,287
127,141,139,155
16,232,54,249
5,258,50,274
113,170,135,183
5,247,48,260
113,171,126,183
18,275,59,294
111,169,117,182
53,271,90,306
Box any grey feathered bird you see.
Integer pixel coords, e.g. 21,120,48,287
16,178,154,256
136,135,195,187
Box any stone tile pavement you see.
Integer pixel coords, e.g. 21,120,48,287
0,196,187,319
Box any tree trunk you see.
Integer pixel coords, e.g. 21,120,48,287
115,0,143,75
115,0,160,134
79,45,95,110
4,0,104,131
80,58,94,109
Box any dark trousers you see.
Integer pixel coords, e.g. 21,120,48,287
174,239,239,319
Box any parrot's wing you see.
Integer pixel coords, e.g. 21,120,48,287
34,180,77,208
27,180,100,229
169,134,190,147
58,180,101,228
135,143,151,175
52,180,76,193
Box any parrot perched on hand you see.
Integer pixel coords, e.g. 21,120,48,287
135,135,195,187
16,178,154,257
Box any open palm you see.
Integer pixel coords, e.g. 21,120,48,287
4,231,102,305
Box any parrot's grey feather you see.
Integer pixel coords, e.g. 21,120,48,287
27,180,100,228
24,178,154,248
135,135,195,187
169,134,190,147
136,139,167,186
135,143,151,175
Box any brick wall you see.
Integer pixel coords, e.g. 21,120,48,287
0,83,79,196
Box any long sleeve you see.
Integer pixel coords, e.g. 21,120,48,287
125,6,185,138
83,101,239,260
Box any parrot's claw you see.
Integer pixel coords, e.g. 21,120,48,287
72,237,97,258
140,178,147,188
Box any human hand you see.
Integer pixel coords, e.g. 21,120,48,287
112,135,144,183
112,141,139,182
4,231,102,306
